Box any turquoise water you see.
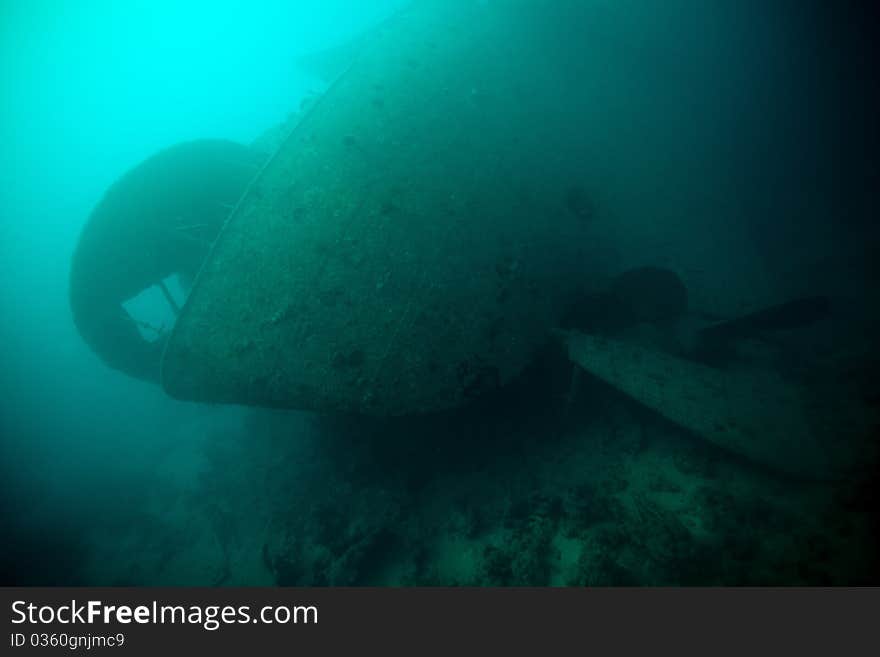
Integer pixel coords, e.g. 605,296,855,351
1,1,877,585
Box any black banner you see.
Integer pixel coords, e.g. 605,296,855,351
1,588,877,654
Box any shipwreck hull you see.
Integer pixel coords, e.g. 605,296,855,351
161,1,598,414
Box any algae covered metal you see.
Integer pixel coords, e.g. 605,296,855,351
69,139,265,382
563,331,870,480
161,1,598,415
